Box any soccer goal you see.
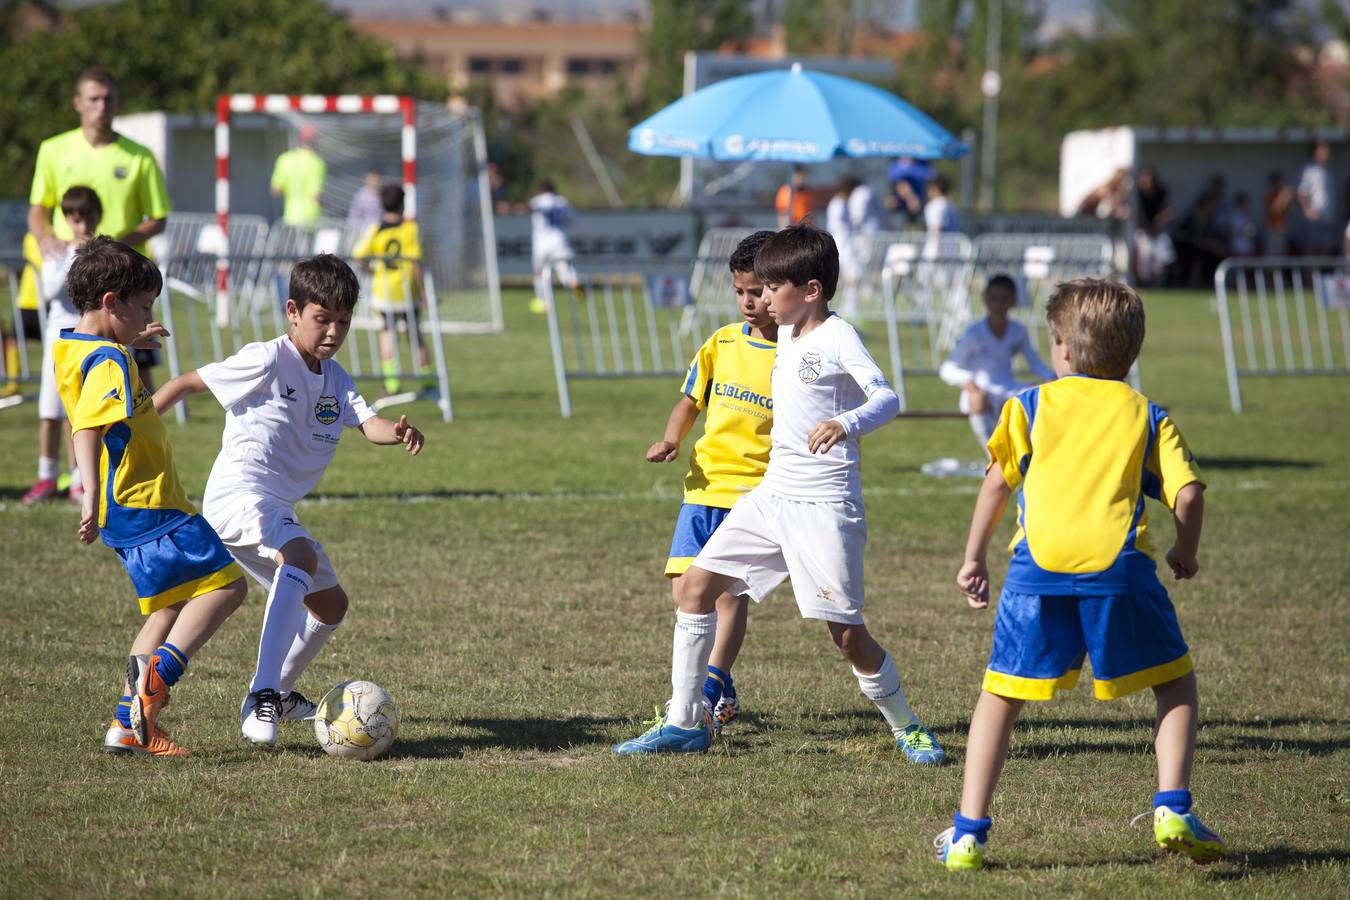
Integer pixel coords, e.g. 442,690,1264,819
214,94,502,333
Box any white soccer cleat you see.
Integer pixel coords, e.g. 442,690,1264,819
240,689,282,746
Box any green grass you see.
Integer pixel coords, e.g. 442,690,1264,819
1,289,1347,897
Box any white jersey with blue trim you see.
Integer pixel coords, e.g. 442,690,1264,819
199,335,376,507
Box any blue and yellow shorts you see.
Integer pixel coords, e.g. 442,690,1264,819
984,588,1193,701
115,514,244,615
665,503,732,577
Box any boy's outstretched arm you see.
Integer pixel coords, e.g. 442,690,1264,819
152,370,208,414
957,466,1013,608
647,394,700,462
359,414,424,455
1165,482,1205,579
73,427,102,544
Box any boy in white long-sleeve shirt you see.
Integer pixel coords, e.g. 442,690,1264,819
939,274,1056,450
614,225,945,763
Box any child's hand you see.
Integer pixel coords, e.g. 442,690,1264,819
646,440,678,462
78,496,99,544
393,415,424,456
956,559,990,608
131,322,170,349
1165,546,1199,580
965,385,988,414
807,420,847,454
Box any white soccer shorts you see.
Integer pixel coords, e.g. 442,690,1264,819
204,492,338,592
691,487,868,624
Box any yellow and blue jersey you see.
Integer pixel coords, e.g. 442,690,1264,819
352,219,421,307
680,322,776,508
988,375,1203,595
53,330,195,548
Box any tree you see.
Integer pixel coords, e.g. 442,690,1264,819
639,0,753,115
0,0,446,199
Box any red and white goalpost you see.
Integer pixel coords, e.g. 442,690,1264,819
213,93,416,293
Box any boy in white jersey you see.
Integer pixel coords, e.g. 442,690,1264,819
528,179,578,313
153,254,425,746
646,230,776,734
24,186,101,506
939,274,1056,450
615,225,945,763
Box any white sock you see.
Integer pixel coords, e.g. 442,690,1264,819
68,466,81,489
278,613,342,695
248,565,313,693
38,456,58,480
855,653,918,739
667,610,717,729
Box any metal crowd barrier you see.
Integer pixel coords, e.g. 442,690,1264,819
157,252,453,424
1,256,42,393
542,265,719,418
1215,256,1350,412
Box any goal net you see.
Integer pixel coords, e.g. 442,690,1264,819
219,96,501,333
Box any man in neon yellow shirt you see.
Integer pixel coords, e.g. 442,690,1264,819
28,68,170,256
270,124,326,226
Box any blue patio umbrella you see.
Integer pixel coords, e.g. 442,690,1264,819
628,63,969,162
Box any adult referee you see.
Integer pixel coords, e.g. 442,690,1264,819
28,67,171,385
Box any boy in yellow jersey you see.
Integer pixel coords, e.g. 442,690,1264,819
935,278,1225,871
352,184,433,395
645,230,776,734
54,237,247,757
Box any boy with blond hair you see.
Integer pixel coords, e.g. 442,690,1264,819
935,277,1225,871
54,237,247,757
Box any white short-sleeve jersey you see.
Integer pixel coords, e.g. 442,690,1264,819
761,315,896,501
529,191,575,269
40,246,80,321
199,335,376,506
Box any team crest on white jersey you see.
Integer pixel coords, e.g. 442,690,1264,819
314,396,340,425
798,351,822,384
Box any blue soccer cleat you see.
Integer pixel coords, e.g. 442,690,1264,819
613,707,712,755
897,722,947,765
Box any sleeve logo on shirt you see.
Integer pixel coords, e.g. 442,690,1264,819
114,166,128,179
798,351,822,384
314,395,340,425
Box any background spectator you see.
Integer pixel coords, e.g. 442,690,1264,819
1132,165,1173,285
1264,171,1293,255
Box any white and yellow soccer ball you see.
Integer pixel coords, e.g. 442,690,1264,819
313,680,398,760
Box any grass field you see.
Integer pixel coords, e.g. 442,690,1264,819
1,287,1347,897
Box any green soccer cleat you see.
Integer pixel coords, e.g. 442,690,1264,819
897,722,947,765
933,827,985,871
1153,806,1226,864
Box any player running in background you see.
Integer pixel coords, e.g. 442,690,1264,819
615,225,945,764
23,186,102,506
935,278,1225,871
528,180,578,314
153,254,425,747
54,237,246,757
938,273,1056,453
352,183,434,396
646,230,776,734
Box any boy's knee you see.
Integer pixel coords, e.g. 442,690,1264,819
276,538,319,577
305,586,348,624
672,571,717,614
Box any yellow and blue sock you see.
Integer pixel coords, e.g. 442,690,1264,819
115,695,133,729
1154,789,1192,814
703,665,732,709
952,813,991,844
153,642,187,687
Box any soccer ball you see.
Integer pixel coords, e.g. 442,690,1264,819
313,680,398,760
